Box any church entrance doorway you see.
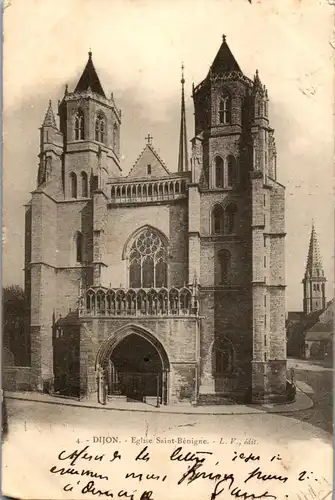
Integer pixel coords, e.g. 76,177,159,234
97,330,169,405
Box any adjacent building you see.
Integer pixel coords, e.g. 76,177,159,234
287,224,332,361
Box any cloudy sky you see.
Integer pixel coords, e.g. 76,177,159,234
3,0,333,310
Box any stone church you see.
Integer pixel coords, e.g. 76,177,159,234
24,36,287,405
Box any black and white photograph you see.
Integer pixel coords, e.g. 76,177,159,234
2,1,333,499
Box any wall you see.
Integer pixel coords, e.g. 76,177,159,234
105,200,188,288
79,317,199,403
3,367,32,391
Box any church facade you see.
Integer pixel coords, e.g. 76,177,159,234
25,36,287,405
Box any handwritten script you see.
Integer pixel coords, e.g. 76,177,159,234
48,441,331,500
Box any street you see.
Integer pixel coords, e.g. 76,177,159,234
2,358,333,500
287,358,333,435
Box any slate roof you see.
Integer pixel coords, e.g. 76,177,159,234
210,35,242,74
304,224,325,278
74,52,106,98
305,321,333,342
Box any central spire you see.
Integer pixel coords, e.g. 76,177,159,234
178,63,189,173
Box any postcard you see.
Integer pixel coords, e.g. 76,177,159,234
2,1,333,499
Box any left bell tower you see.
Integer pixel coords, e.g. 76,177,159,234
58,51,122,200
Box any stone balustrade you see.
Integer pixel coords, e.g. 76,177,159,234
79,286,199,317
109,178,187,204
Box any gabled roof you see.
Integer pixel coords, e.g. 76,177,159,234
42,100,57,128
305,321,333,342
127,143,170,180
74,52,106,98
287,311,305,323
210,35,242,75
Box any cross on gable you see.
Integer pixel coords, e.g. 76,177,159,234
145,133,153,145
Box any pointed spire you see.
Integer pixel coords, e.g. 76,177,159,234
42,100,57,128
210,34,241,75
178,63,189,173
253,69,263,92
305,223,325,278
74,51,106,98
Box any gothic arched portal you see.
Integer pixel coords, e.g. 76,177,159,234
96,325,170,405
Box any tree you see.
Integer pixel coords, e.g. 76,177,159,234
3,285,29,366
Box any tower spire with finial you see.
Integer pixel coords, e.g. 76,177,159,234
302,222,327,314
178,63,189,173
42,100,57,128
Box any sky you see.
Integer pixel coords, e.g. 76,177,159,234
2,0,334,311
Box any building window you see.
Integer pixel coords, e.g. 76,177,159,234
219,95,231,125
128,228,167,288
264,352,267,362
218,249,231,284
95,114,106,143
227,155,237,188
263,194,266,206
215,156,224,188
264,315,267,327
264,236,266,247
264,294,267,306
212,204,225,234
264,334,267,346
74,109,85,140
75,232,83,263
225,203,237,234
264,255,267,267
81,171,88,197
147,164,152,176
70,172,77,198
215,339,234,374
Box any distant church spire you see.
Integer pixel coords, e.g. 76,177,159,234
178,63,189,172
305,223,325,279
303,223,327,314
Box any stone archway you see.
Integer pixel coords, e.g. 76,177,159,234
96,324,170,405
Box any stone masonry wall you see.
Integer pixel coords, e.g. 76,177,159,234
79,317,199,403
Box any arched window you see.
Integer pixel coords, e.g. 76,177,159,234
70,172,77,198
128,228,168,288
95,114,106,143
218,249,231,284
227,155,237,188
215,339,235,374
113,123,118,153
225,203,237,234
212,204,225,235
75,232,84,263
81,171,88,197
219,95,231,125
215,156,224,188
74,109,85,140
